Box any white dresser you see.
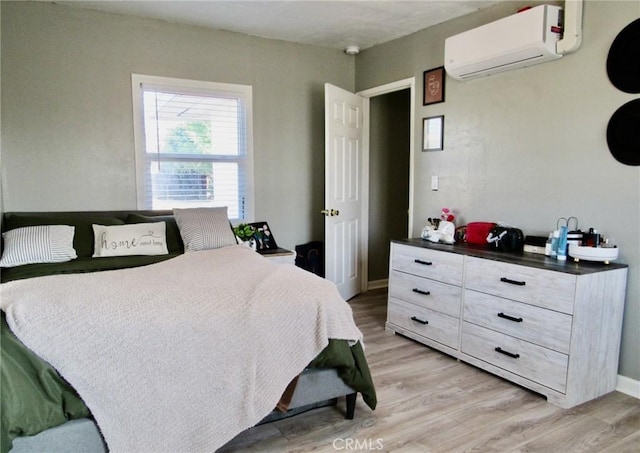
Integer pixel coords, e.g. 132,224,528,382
386,239,628,409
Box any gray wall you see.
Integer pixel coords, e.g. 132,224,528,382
368,90,410,281
0,1,355,249
356,1,640,382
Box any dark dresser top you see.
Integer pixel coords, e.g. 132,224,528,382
392,238,628,276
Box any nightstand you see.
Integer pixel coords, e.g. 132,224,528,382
258,247,295,265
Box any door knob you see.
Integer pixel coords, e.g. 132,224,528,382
321,209,340,217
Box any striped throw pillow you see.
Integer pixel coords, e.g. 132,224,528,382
173,207,237,252
0,225,77,267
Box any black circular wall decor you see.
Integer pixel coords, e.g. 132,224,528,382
607,99,640,166
606,18,640,94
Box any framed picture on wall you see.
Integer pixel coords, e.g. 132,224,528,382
423,66,445,106
423,115,444,151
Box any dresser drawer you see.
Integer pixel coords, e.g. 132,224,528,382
391,243,463,286
389,270,461,317
461,322,568,393
388,297,459,349
465,256,576,314
463,290,572,354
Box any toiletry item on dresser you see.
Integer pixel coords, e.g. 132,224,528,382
550,230,560,257
556,226,568,261
545,233,553,256
568,226,620,264
583,228,601,247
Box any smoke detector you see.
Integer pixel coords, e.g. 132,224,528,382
344,45,360,55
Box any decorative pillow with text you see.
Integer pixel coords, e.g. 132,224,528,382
92,222,168,257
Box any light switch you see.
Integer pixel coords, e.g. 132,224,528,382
431,175,439,191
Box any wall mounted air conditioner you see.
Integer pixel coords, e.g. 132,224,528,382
444,5,564,81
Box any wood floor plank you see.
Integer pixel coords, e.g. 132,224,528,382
431,400,575,452
599,430,640,453
219,288,640,452
513,414,624,453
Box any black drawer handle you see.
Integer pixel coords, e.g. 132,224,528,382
410,316,429,325
412,288,431,296
497,312,523,323
500,277,526,286
495,347,520,359
414,259,433,266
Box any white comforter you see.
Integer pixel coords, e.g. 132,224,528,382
1,245,363,452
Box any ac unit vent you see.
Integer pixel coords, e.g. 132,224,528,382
445,5,563,81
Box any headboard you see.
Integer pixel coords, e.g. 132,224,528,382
1,210,183,283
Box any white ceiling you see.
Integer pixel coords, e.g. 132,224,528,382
56,1,502,51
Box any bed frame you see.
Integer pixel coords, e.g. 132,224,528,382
2,210,358,452
11,368,356,452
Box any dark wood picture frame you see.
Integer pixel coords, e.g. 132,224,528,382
422,115,444,151
423,66,446,106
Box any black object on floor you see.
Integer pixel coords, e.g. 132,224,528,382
295,241,324,277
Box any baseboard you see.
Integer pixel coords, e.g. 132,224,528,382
367,279,388,290
617,374,640,399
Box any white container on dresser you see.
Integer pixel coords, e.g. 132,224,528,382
386,239,628,409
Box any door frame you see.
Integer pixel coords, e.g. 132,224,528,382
358,77,416,292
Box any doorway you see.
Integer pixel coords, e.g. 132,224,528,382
367,89,411,286
359,78,415,290
323,79,414,296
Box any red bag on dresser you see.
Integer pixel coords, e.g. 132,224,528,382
464,222,496,245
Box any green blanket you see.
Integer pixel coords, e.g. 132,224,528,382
309,339,377,409
1,312,90,453
1,314,376,453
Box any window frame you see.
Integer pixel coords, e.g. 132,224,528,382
131,74,254,222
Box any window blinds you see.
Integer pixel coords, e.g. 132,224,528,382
138,82,250,220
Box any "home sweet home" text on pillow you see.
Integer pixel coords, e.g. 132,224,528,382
92,223,168,257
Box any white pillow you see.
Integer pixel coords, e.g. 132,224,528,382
0,225,77,267
92,222,168,257
173,207,237,252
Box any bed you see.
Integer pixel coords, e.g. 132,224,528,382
0,208,376,453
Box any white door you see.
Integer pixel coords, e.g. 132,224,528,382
324,83,365,300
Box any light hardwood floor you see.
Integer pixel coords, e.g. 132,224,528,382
220,288,639,452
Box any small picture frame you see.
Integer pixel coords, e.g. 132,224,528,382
248,221,279,251
423,115,444,151
423,66,445,106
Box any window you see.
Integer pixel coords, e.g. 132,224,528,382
132,74,253,221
